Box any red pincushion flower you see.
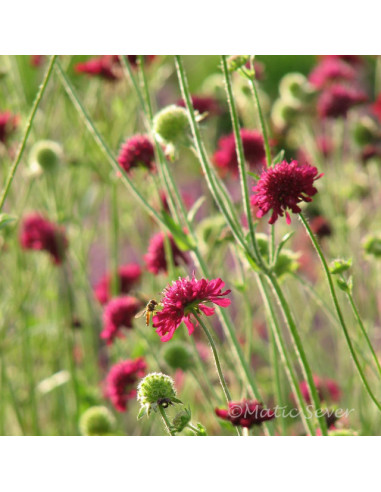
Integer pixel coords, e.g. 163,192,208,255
117,134,155,173
309,59,356,89
144,232,188,275
372,93,381,123
19,213,68,265
0,111,18,144
153,275,231,342
299,376,341,405
317,84,367,118
75,56,118,81
215,400,275,429
30,55,44,67
177,95,221,116
94,263,142,305
213,129,266,177
105,358,146,412
101,296,141,345
251,160,323,225
319,55,363,66
310,215,332,239
124,55,156,68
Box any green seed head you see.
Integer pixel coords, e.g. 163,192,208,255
162,342,194,371
172,408,191,432
363,235,381,258
79,406,116,436
137,372,176,407
29,140,62,172
279,72,314,103
153,105,190,147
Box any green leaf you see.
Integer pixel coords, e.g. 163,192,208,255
272,149,285,165
170,397,183,405
274,231,295,262
244,252,261,272
247,171,260,180
137,405,148,420
162,212,196,251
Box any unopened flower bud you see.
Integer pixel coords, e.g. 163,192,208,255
329,258,352,274
79,406,116,436
279,72,313,103
172,408,191,432
162,342,194,371
153,105,190,149
353,117,379,146
29,140,62,173
363,235,381,258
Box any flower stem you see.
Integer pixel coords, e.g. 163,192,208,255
344,287,381,379
158,405,175,436
0,55,57,212
266,272,328,435
193,312,232,404
300,212,381,411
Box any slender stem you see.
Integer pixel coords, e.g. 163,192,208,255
158,405,175,436
266,272,328,435
55,60,166,230
0,55,57,211
221,55,263,267
110,180,119,297
242,427,250,436
345,288,381,379
246,70,271,166
193,312,231,404
256,275,315,435
300,212,381,412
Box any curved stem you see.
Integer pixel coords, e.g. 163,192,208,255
266,272,328,435
0,55,57,211
300,212,381,412
193,312,231,404
158,405,175,436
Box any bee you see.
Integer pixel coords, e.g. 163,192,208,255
157,397,173,408
135,299,159,326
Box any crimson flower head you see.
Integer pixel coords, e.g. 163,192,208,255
153,275,231,342
317,84,367,118
124,55,156,68
75,56,118,81
0,111,18,145
251,160,323,225
309,59,356,89
299,376,341,405
177,95,221,117
213,129,266,177
101,296,141,345
215,400,275,429
117,134,155,173
19,213,68,264
105,358,147,412
94,263,142,305
144,232,188,275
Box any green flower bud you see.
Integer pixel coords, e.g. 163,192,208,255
227,55,250,73
29,140,62,173
137,372,178,416
79,406,116,436
353,117,379,146
153,105,190,149
279,72,313,103
274,249,300,279
162,342,194,371
329,258,352,274
271,98,300,129
363,235,381,258
172,408,191,432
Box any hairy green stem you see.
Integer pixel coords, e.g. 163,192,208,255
0,55,57,211
300,212,381,411
158,405,175,436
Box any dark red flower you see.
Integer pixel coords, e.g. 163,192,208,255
309,59,356,89
372,93,381,123
213,129,266,177
124,55,156,68
101,296,141,345
30,55,44,67
19,213,68,264
215,400,275,429
317,84,367,118
117,134,155,173
144,232,188,275
105,358,146,412
299,376,341,405
251,160,323,225
94,263,142,305
177,95,221,116
0,111,18,144
310,215,332,239
153,275,231,342
361,144,381,164
75,56,119,81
